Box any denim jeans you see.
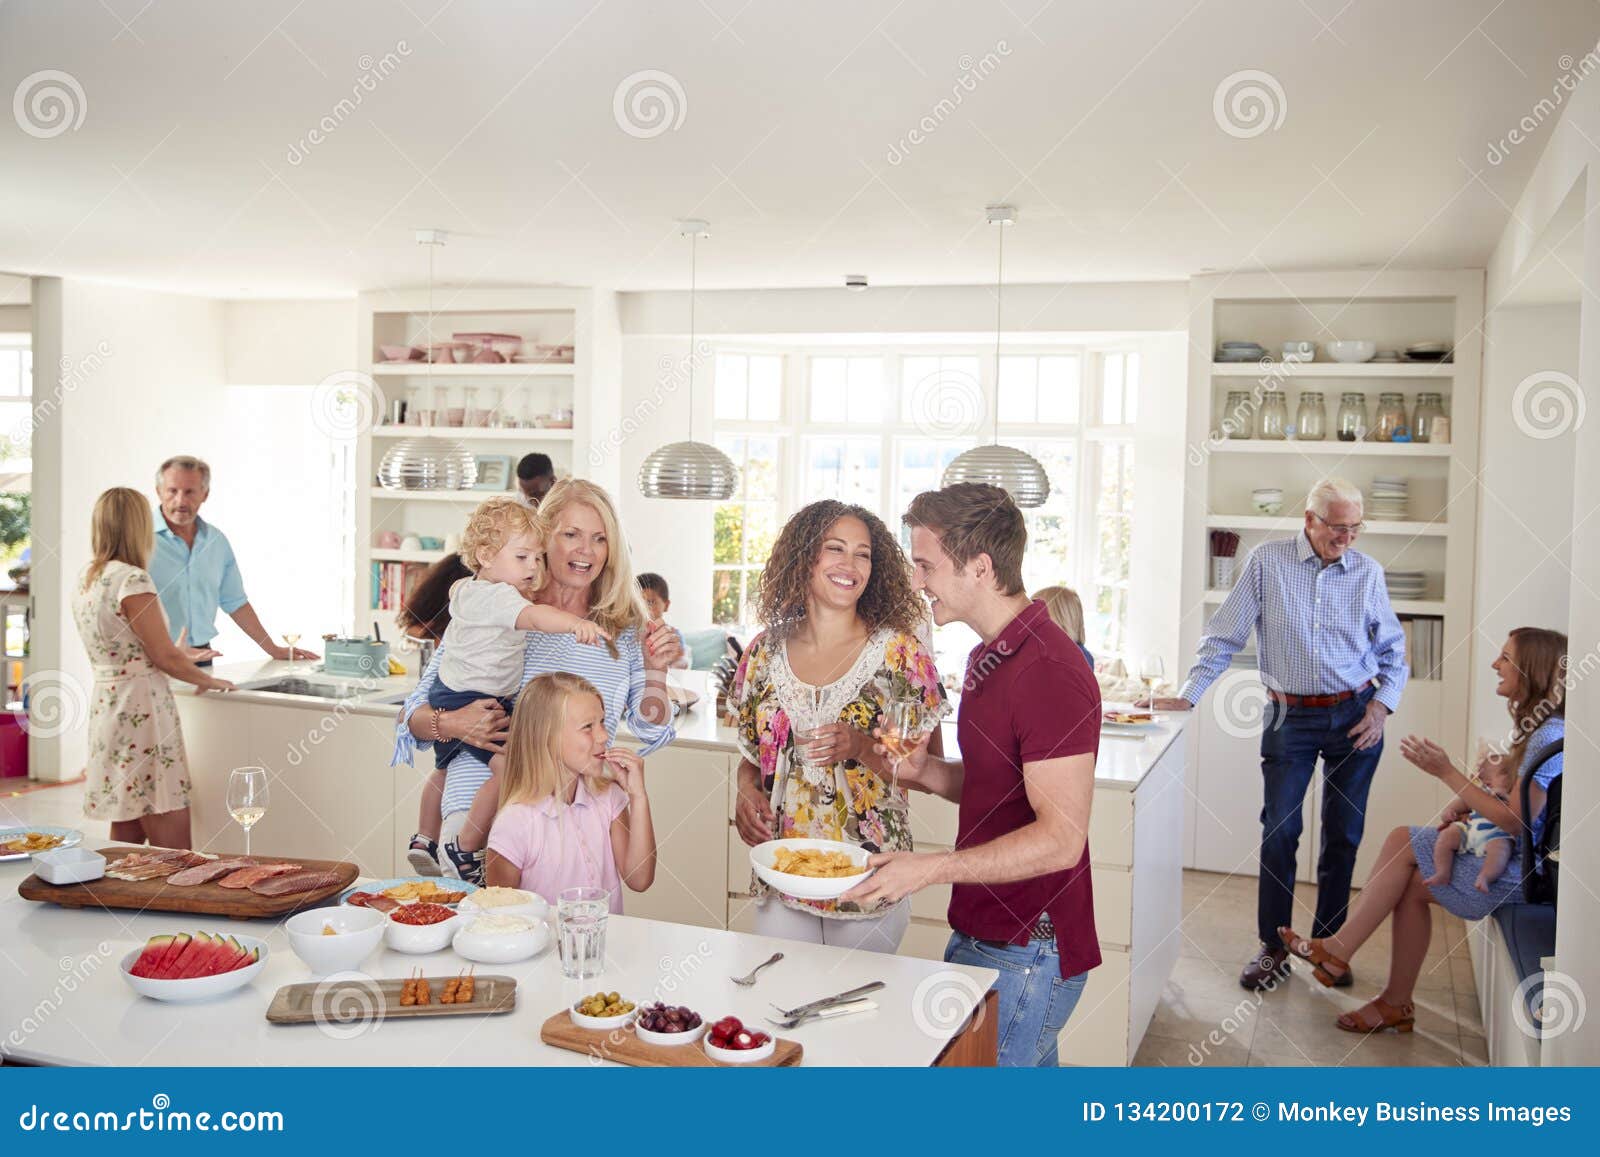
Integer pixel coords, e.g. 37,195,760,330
1256,686,1384,946
945,931,1087,1067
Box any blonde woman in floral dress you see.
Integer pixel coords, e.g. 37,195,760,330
732,500,946,952
73,488,234,848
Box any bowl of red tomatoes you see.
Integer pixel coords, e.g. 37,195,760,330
703,1015,775,1064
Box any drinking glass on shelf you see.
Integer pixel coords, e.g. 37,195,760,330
283,632,301,672
556,886,610,980
227,766,269,857
1139,654,1166,718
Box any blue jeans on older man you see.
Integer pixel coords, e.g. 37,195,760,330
1256,685,1384,947
945,931,1088,1067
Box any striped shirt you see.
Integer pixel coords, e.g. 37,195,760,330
1180,531,1407,711
392,626,677,816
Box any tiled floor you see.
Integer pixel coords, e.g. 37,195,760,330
1134,869,1486,1067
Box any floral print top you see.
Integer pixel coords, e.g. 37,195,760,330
733,626,947,917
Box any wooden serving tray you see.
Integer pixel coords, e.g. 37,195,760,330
266,974,517,1023
539,1010,802,1067
16,846,359,919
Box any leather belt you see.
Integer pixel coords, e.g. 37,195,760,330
1267,682,1371,709
979,915,1055,948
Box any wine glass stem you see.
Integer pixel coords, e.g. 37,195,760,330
244,825,250,857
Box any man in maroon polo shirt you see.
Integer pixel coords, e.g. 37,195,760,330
844,482,1102,1067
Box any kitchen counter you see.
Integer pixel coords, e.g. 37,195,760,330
0,858,996,1067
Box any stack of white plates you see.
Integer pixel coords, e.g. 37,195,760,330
1385,569,1427,600
1404,341,1452,363
1367,476,1408,520
1216,341,1267,362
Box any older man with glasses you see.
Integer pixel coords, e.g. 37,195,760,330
1150,477,1407,991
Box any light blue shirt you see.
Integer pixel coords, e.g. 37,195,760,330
392,626,677,816
148,514,248,647
1180,531,1407,712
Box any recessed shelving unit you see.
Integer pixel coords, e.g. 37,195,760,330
371,426,575,442
370,361,575,377
1183,270,1483,882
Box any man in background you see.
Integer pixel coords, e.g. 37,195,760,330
516,453,556,506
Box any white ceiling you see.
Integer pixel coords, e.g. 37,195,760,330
3,0,1598,298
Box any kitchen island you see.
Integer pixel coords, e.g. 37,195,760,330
169,660,1187,1064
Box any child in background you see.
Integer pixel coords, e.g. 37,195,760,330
1426,747,1517,894
483,672,657,911
1034,584,1096,673
637,573,690,670
406,497,608,878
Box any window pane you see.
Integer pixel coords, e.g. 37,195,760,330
1037,356,1080,423
997,356,1036,423
1101,353,1123,424
901,355,981,429
807,436,879,507
1124,352,1140,424
744,504,779,564
1015,440,1076,596
743,437,779,501
896,437,975,517
713,504,745,565
900,357,940,423
715,354,747,420
748,355,782,422
712,569,741,624
845,357,885,424
0,353,18,398
19,350,30,396
809,357,845,421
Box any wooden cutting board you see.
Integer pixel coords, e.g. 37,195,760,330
17,846,359,919
266,974,516,1023
539,1011,802,1067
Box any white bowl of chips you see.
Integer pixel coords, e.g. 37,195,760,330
750,838,874,901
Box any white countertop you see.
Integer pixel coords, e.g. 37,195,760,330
179,661,1186,791
0,860,994,1067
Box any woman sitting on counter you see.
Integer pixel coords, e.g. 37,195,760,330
393,479,683,883
731,499,947,953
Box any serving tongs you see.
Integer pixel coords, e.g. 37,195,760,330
768,981,885,1023
765,999,878,1031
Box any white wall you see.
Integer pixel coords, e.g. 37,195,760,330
29,277,227,780
223,299,356,386
1470,303,1578,746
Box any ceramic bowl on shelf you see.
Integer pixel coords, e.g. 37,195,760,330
379,344,422,363
1281,341,1315,362
1323,340,1376,363
1251,488,1284,515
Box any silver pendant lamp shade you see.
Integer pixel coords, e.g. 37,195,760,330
942,206,1050,508
638,220,739,501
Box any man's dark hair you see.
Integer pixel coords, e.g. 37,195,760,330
516,453,555,481
637,572,670,601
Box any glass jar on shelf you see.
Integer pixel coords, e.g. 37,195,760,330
1221,389,1253,439
1295,390,1327,441
1412,392,1446,443
1373,392,1408,442
1336,391,1367,442
1255,388,1289,440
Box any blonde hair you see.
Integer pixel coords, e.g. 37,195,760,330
459,495,545,574
536,479,649,650
1034,585,1086,644
84,487,154,589
498,673,610,814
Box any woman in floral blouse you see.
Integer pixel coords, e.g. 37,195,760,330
732,500,946,952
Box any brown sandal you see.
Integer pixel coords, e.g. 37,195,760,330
1278,925,1350,987
1335,997,1415,1034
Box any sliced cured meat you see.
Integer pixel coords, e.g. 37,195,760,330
107,852,212,881
167,858,254,886
347,892,400,913
249,869,341,897
218,863,302,889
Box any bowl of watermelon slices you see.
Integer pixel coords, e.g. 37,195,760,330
121,930,268,1003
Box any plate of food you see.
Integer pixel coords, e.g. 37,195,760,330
750,838,873,901
0,825,83,862
1101,710,1160,732
339,877,477,912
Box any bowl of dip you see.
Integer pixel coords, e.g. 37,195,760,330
452,914,550,964
456,886,548,923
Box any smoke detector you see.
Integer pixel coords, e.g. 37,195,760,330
844,273,868,292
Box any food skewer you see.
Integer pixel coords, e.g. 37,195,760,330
442,968,463,1004
400,968,418,1006
458,965,475,1004
416,972,432,1006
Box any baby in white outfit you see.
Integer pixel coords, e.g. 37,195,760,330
1425,752,1514,894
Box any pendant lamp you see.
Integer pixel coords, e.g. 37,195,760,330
941,205,1050,507
638,220,740,500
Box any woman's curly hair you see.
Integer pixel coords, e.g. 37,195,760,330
756,500,925,640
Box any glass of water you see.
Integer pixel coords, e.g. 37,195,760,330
556,886,610,980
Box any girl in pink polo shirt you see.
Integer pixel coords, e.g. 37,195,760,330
483,672,657,912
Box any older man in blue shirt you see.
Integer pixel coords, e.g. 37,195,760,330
1152,478,1406,991
148,455,318,663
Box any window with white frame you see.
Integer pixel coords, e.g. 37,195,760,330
710,343,1140,665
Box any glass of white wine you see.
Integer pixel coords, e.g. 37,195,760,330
283,632,301,673
878,699,921,811
1139,653,1166,720
227,766,269,856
